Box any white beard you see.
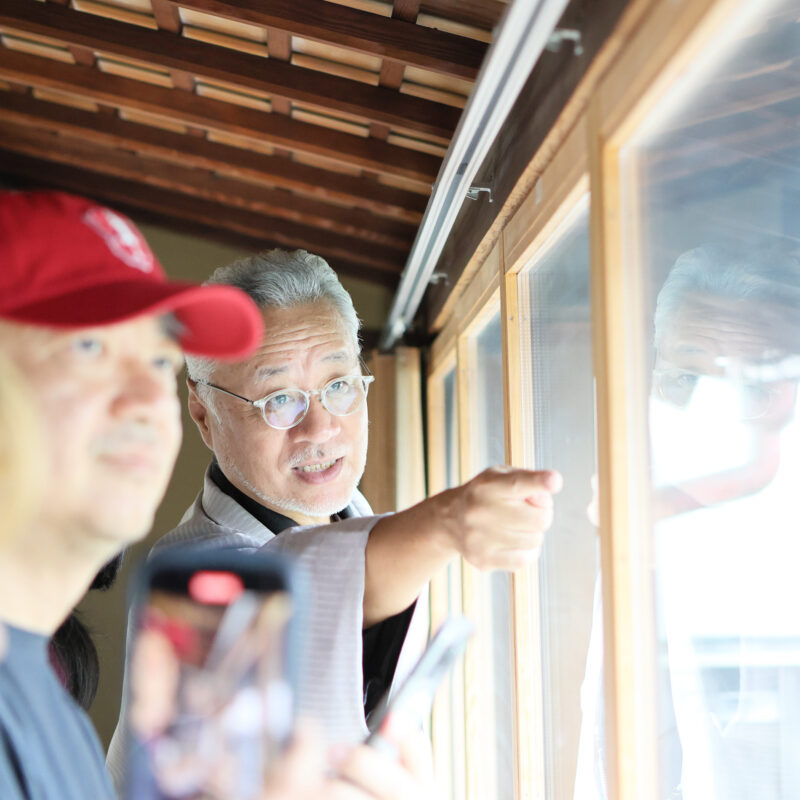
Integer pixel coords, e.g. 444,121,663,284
232,443,368,520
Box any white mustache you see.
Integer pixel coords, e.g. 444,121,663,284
287,447,344,468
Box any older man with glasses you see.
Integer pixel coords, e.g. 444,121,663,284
108,249,562,787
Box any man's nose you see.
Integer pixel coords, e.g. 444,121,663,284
292,394,341,442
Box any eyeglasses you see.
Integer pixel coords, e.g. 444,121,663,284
197,374,375,430
652,369,776,420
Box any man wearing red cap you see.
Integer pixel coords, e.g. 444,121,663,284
0,191,434,800
0,189,263,799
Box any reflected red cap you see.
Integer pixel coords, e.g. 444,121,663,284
0,190,263,359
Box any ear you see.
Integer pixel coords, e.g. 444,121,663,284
187,377,215,451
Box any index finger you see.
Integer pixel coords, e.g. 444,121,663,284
488,467,563,499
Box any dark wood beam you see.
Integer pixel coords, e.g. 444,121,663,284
0,0,460,139
369,0,420,139
149,0,197,95
132,211,398,289
379,0,421,90
0,48,441,183
264,27,292,143
173,0,484,80
0,151,404,282
0,92,427,220
10,176,396,287
64,45,115,117
393,0,424,21
0,121,416,249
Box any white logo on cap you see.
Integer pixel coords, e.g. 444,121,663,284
83,207,155,273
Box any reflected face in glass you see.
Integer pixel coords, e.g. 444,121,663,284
199,302,368,525
0,317,183,546
654,291,799,422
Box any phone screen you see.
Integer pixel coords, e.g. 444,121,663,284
124,550,295,800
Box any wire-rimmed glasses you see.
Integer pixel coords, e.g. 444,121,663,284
197,374,375,430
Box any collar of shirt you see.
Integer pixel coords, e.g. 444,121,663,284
208,459,352,534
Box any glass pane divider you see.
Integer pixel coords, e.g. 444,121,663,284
460,558,489,800
426,357,467,800
459,305,520,800
502,272,526,468
503,269,547,800
455,334,484,800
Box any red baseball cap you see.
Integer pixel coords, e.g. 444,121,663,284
0,190,263,359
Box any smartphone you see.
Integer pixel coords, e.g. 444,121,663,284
123,547,300,800
365,616,474,755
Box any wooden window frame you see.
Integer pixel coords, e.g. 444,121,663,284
427,121,592,800
427,352,465,800
457,290,512,800
425,1,761,798
588,1,753,796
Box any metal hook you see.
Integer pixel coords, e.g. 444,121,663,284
466,185,493,202
546,28,584,57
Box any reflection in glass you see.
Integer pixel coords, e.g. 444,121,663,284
518,203,600,799
470,310,514,800
622,2,800,796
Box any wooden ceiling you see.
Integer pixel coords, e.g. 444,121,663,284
0,0,507,286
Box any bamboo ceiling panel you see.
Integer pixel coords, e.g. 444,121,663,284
0,0,503,285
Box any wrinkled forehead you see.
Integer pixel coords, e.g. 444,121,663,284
656,291,796,374
224,302,359,379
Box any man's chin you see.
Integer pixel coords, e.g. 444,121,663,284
279,482,358,520
287,495,354,519
90,508,155,546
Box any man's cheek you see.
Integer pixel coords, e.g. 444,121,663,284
167,414,183,461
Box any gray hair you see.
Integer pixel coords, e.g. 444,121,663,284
186,249,361,385
654,243,800,347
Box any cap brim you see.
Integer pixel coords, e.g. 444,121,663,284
6,280,263,360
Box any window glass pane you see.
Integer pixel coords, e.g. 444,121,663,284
438,363,465,800
519,202,600,799
621,3,800,797
444,365,459,490
468,309,515,800
473,312,506,471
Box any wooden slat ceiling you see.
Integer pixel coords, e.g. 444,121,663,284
0,0,507,285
